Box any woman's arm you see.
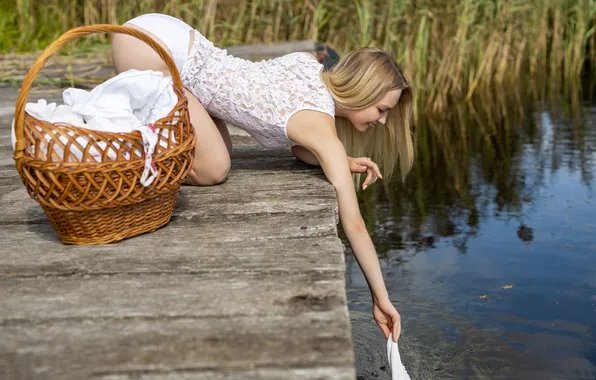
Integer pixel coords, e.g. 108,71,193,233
292,145,321,166
287,112,389,303
287,111,402,341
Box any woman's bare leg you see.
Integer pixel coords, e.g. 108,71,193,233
212,117,232,157
111,24,231,185
180,88,231,185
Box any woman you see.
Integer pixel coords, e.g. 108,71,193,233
112,13,413,343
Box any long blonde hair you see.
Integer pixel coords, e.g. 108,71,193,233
320,47,413,182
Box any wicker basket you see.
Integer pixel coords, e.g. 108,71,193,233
12,25,196,245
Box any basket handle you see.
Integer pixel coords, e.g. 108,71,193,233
14,24,183,161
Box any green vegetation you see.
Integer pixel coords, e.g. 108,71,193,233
2,1,595,107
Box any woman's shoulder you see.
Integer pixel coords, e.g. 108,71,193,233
286,108,336,145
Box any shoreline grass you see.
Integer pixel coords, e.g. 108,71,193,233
2,1,594,110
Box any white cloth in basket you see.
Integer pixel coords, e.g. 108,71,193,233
387,333,411,380
11,69,178,186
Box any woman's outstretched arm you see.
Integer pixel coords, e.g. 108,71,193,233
287,111,401,341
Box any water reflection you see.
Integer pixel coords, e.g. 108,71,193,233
344,93,596,379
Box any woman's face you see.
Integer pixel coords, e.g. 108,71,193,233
343,89,402,132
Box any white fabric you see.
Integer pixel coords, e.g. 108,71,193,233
63,69,176,132
387,333,411,380
181,30,335,149
125,13,193,73
11,69,177,186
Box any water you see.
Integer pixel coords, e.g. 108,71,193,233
345,103,596,379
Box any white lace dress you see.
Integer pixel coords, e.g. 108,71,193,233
180,31,335,149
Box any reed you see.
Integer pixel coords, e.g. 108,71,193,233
2,0,593,113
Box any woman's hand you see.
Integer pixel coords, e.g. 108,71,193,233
348,157,383,190
373,298,401,342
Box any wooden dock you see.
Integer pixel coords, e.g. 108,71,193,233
0,79,356,378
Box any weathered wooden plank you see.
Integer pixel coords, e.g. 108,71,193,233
0,310,354,380
0,131,12,149
226,40,316,61
93,366,356,380
0,167,329,191
231,147,294,158
0,142,317,173
0,162,322,187
0,208,337,245
0,148,314,175
0,154,14,171
0,226,344,276
0,166,325,190
174,189,336,217
0,185,337,225
229,133,259,147
0,167,18,180
0,271,346,321
229,147,316,172
0,180,335,210
231,157,319,171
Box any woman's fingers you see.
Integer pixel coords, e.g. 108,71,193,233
366,158,382,178
362,171,370,189
355,158,382,189
350,160,367,174
359,158,382,179
392,316,401,342
376,320,391,339
375,166,382,179
362,169,376,189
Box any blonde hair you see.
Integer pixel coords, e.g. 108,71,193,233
320,47,413,182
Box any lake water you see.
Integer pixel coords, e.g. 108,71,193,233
344,102,596,379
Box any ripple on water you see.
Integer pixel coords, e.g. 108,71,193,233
350,297,596,380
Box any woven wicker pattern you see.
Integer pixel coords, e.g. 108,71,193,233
13,25,196,245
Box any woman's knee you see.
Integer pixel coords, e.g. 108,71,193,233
200,158,231,185
187,157,231,186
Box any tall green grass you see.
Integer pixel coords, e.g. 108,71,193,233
3,0,594,112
